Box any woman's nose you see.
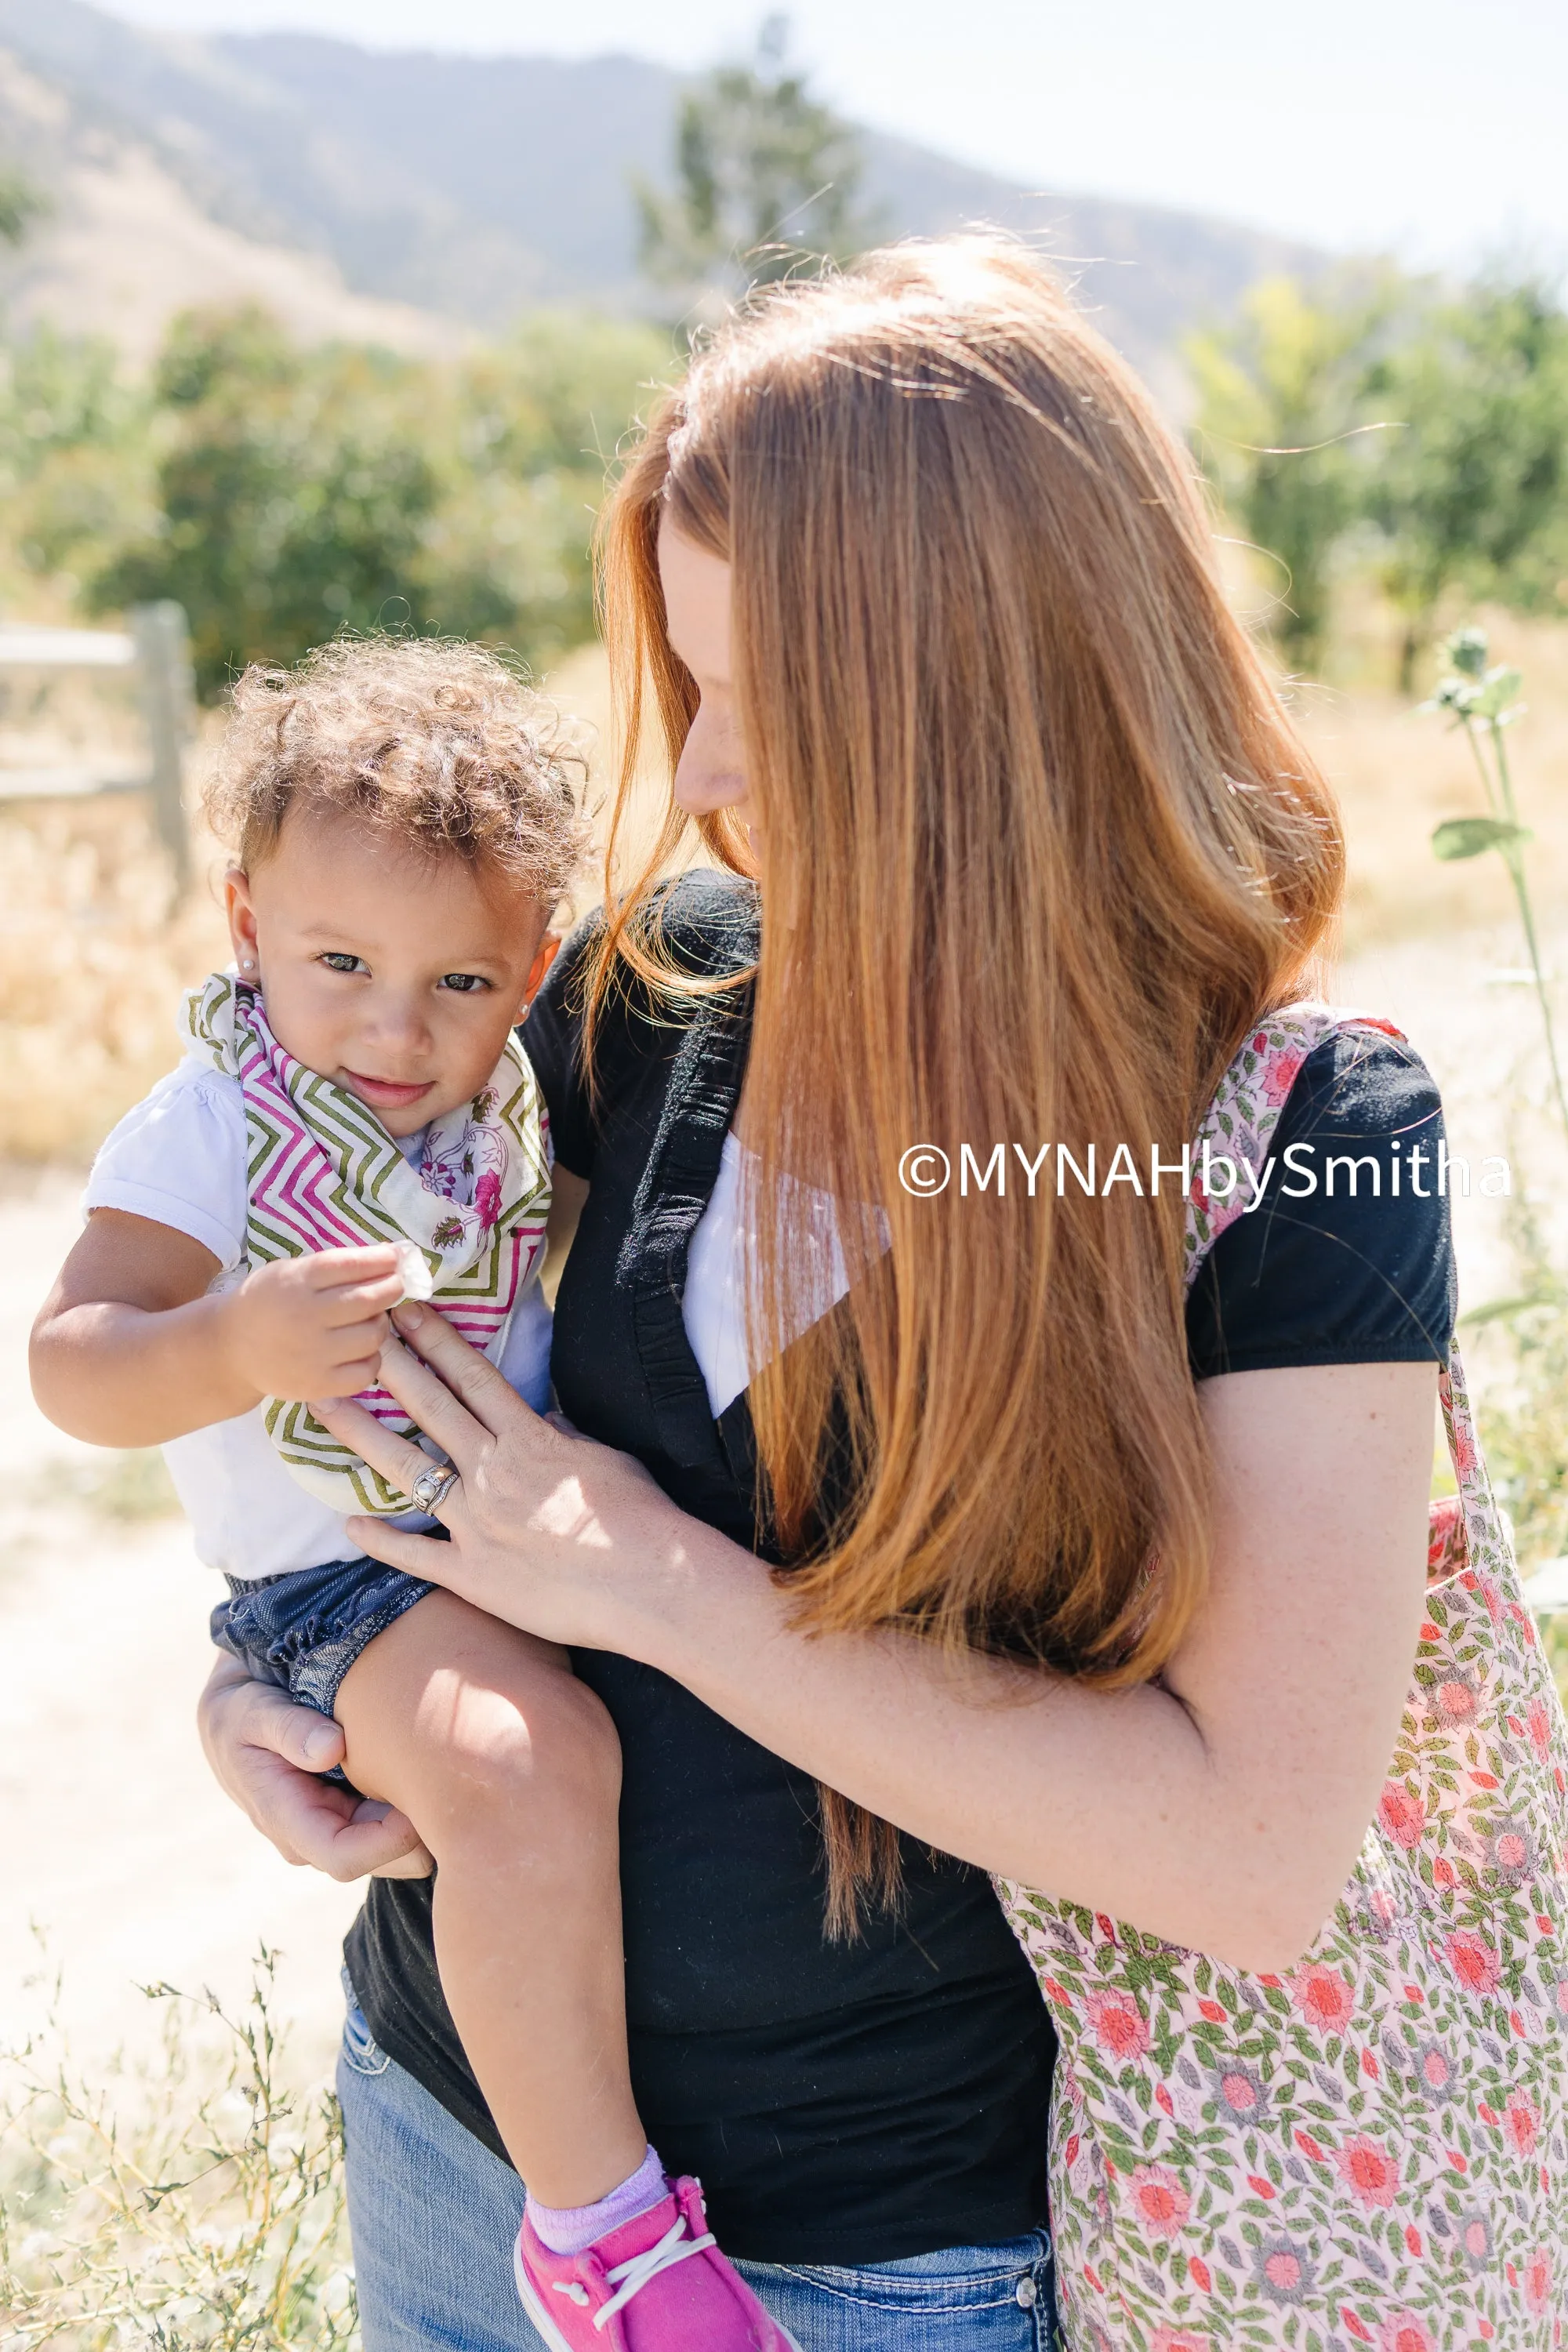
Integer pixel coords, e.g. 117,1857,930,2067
673,710,750,816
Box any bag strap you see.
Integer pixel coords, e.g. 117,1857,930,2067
1183,1002,1406,1287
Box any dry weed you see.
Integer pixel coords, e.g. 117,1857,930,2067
0,793,228,1160
0,1947,355,2352
1288,612,1568,954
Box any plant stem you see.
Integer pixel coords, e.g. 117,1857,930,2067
1482,713,1568,1142
1491,714,1523,829
1462,713,1500,815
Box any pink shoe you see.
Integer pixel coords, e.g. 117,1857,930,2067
514,2175,800,2351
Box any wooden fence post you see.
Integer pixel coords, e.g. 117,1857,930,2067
131,601,196,891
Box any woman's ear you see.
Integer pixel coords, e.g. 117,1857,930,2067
521,931,562,1013
224,868,261,979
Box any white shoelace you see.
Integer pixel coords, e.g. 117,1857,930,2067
550,2212,717,2331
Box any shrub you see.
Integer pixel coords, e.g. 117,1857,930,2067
85,307,670,699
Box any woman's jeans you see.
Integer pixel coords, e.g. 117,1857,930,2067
336,1986,1059,2350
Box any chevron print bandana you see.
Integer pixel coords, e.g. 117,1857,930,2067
181,972,551,1515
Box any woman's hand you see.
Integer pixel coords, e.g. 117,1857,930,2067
312,1303,683,1653
198,1651,433,1880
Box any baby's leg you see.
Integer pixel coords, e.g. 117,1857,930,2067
334,1588,644,2207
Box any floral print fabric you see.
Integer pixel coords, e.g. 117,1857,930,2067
996,1006,1568,2350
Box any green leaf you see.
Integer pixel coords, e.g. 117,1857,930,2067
1431,815,1533,861
1472,665,1524,720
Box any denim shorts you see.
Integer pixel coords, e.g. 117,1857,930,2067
336,1978,1061,2349
211,1554,434,1723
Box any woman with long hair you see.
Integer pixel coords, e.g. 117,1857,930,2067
202,238,1566,2349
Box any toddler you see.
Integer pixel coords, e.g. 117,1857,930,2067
31,639,796,2352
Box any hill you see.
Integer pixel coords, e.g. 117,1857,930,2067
0,0,1323,398
0,35,452,364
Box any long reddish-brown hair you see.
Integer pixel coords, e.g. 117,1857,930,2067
593,238,1343,1929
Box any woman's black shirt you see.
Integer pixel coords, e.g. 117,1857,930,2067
345,871,1457,2264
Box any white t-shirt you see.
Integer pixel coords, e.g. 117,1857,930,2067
681,1132,887,1418
84,1054,554,1581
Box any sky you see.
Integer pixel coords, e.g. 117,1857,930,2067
97,0,1566,271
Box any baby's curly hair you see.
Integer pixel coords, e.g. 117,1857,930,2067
205,637,590,903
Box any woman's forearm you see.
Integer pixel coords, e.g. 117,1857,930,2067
619,1513,1279,1961
616,1362,1432,1974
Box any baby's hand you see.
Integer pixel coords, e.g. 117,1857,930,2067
218,1247,409,1403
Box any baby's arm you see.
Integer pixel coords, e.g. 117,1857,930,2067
30,1210,407,1446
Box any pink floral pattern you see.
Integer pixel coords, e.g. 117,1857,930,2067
996,1006,1568,2349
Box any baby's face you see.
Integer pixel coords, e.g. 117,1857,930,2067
225,807,554,1136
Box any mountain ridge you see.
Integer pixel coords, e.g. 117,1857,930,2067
0,0,1325,401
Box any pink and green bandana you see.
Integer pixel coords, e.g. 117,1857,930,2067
181,971,551,1515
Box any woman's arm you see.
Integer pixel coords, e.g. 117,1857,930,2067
319,1310,1434,1973
31,1210,407,1446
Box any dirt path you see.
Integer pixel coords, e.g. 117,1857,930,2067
3,918,1564,2079
0,1179,360,2081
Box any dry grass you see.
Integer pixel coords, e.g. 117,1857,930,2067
1,1950,355,2352
1203,541,1568,956
1295,611,1568,955
0,791,230,1160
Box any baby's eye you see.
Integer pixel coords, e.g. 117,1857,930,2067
440,972,490,994
319,953,366,975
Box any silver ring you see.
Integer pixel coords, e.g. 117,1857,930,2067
409,1462,460,1515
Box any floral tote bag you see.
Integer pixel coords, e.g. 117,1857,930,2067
997,1005,1568,2351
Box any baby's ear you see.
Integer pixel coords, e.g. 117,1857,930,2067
521,932,562,1013
224,866,260,976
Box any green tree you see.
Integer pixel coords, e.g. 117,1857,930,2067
634,16,876,318
95,310,441,694
1360,273,1568,690
90,307,666,695
1188,274,1394,674
426,312,670,658
456,311,670,480
0,328,154,591
0,327,140,469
